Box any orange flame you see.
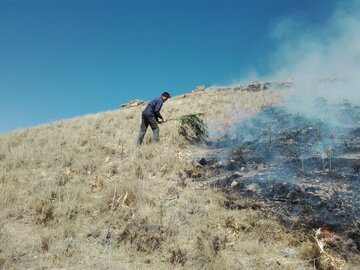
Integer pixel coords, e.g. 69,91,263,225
223,119,234,129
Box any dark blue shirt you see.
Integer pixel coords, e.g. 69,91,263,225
143,97,164,119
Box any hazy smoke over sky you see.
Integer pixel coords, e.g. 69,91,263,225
268,1,360,118
209,1,360,139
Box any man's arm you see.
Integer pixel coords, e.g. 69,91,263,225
154,99,164,122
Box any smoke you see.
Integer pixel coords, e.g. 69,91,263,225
269,1,360,121
209,2,360,141
208,1,360,172
203,3,360,232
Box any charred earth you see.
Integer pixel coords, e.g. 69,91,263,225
198,102,360,260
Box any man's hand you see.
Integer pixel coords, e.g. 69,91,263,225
158,119,166,124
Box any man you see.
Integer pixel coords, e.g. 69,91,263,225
136,92,171,145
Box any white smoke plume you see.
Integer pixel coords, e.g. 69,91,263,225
269,1,360,121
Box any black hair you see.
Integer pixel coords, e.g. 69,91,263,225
161,91,171,98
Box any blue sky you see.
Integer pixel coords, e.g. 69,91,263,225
0,0,337,133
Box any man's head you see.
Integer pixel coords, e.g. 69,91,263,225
161,91,171,101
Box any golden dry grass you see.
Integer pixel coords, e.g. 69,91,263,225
0,89,356,269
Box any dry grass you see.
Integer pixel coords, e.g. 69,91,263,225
0,89,356,269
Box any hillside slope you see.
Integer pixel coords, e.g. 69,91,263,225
0,88,354,269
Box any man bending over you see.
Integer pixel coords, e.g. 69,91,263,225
136,92,171,145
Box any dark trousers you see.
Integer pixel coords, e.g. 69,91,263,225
137,113,159,145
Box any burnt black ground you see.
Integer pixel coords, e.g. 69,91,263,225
197,104,360,257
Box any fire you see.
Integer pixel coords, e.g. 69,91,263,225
213,118,236,132
223,119,234,129
321,225,337,240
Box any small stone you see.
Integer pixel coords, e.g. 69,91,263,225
262,82,272,90
121,99,145,108
247,184,260,193
233,172,242,177
246,80,262,91
198,158,207,166
231,181,238,188
191,85,206,93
